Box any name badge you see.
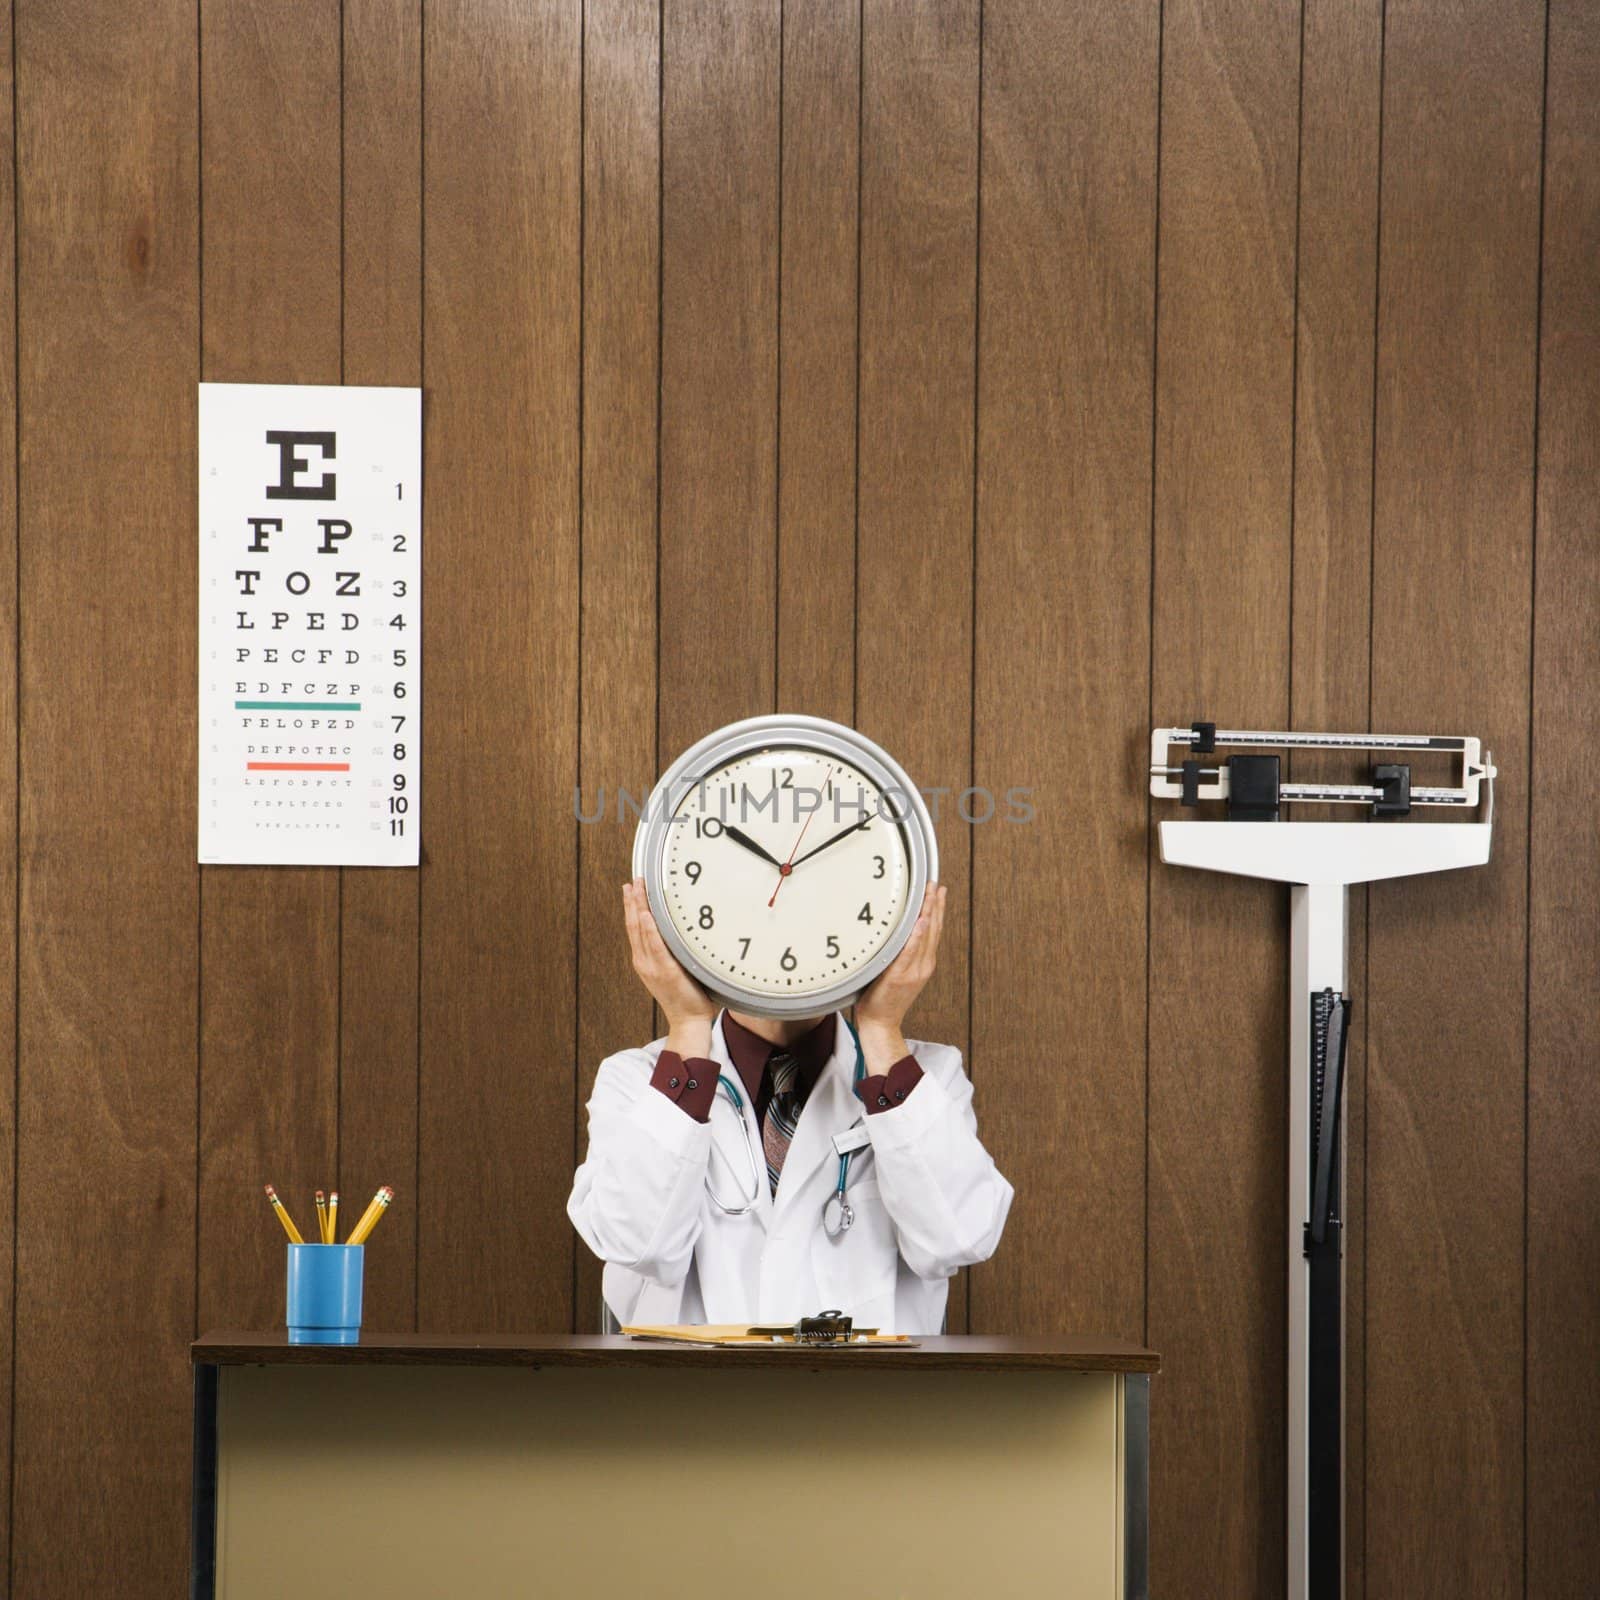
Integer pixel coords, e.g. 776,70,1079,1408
832,1123,871,1156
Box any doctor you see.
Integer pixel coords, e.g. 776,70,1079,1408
568,879,1013,1334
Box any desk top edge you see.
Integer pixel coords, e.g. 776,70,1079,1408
192,1331,1160,1374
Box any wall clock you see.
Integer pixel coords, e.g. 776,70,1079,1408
632,714,939,1019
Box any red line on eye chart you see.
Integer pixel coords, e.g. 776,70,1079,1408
246,762,351,772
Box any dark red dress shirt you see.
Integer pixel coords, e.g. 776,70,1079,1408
649,1011,923,1125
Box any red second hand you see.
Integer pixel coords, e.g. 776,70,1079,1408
768,768,832,908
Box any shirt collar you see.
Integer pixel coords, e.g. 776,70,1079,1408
721,1011,836,1109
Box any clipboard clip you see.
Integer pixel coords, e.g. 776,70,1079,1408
793,1310,853,1345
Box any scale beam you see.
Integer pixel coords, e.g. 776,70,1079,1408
1150,724,1493,819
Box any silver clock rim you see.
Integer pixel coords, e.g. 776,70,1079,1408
631,714,939,1019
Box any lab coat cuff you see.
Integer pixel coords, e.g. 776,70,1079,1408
632,1062,717,1155
860,1061,951,1150
649,1051,719,1123
855,1055,924,1115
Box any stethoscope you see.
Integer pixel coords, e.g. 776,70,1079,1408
704,1017,867,1237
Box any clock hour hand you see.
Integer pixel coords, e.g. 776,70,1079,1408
722,824,785,871
789,812,876,870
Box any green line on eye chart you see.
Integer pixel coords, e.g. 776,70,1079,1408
235,700,363,711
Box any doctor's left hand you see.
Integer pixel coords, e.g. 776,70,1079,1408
623,879,718,1060
854,884,947,1073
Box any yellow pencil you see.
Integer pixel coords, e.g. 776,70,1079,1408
264,1184,305,1245
344,1185,387,1245
348,1186,394,1247
315,1190,329,1244
348,1187,392,1246
327,1191,339,1243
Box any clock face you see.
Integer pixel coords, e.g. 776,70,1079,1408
660,746,913,1000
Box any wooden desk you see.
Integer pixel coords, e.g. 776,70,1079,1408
192,1332,1159,1600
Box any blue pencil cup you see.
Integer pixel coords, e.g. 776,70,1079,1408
286,1243,364,1345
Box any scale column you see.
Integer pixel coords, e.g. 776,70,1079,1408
1288,881,1349,1600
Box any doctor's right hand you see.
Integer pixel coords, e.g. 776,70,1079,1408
623,879,718,1059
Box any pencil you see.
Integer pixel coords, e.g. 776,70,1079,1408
345,1185,387,1245
264,1184,305,1245
327,1191,339,1243
347,1190,390,1248
315,1190,329,1244
347,1186,394,1247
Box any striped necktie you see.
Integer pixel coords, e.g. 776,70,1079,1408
761,1051,801,1196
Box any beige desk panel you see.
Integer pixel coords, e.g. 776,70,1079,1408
217,1364,1124,1599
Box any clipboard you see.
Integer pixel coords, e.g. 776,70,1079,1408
622,1323,917,1349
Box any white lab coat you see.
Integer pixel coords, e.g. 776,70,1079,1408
568,1012,1013,1334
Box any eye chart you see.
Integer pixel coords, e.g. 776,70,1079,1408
199,382,421,866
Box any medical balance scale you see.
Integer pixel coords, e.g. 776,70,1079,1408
1149,723,1496,1600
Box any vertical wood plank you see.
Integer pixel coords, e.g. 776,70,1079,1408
970,0,1158,1343
1146,0,1301,1591
196,0,343,1333
1365,2,1543,1594
1528,1,1600,1594
12,1,198,1591
420,0,580,1331
658,0,779,761
0,0,15,1577
777,0,858,725
856,0,978,1331
856,3,976,1061
575,0,660,1332
1290,3,1383,1590
341,0,422,1328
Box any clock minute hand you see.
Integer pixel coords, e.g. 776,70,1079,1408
789,813,876,870
722,824,785,871
768,766,834,906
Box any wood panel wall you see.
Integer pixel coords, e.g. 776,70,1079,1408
1,3,1594,1597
